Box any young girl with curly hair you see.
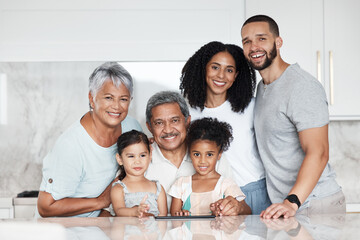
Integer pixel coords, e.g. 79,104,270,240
180,41,271,214
169,118,251,216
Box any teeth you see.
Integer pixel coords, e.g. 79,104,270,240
252,53,265,58
108,112,120,116
164,136,176,140
213,80,225,86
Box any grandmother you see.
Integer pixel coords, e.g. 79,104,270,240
37,62,142,217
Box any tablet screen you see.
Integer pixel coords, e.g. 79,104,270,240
154,215,215,220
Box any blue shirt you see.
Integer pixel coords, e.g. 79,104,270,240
38,115,142,217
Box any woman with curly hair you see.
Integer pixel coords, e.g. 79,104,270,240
180,41,271,214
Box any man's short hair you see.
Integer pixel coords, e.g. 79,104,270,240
146,91,189,126
242,14,280,37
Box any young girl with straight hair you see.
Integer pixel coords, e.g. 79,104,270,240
111,130,167,217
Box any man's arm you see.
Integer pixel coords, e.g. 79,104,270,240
261,125,329,219
37,180,112,217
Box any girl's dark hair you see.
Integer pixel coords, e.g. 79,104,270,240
116,130,150,180
180,41,256,113
187,117,233,152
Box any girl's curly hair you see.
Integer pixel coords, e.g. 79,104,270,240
180,41,256,112
187,117,233,152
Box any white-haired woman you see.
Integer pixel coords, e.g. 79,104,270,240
37,62,142,217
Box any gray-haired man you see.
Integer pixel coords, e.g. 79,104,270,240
145,91,232,211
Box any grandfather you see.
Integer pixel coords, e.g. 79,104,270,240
144,91,232,210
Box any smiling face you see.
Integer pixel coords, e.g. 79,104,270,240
89,80,130,128
116,142,151,178
241,21,281,71
190,140,222,178
205,51,238,99
147,102,190,152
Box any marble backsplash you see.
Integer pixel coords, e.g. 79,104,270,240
0,62,359,204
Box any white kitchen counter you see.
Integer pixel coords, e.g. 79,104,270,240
1,213,360,239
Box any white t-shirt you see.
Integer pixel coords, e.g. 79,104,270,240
145,142,195,210
190,99,265,187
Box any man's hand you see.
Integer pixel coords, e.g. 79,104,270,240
260,200,297,219
211,196,251,216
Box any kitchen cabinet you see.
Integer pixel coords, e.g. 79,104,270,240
13,197,37,218
0,198,14,219
245,0,360,120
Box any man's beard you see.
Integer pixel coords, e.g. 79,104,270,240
249,42,277,71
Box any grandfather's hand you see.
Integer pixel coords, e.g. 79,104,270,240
211,196,249,216
260,201,297,219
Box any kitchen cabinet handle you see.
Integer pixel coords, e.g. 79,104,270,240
329,51,334,105
317,51,321,83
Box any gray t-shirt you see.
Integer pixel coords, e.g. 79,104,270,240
254,63,340,208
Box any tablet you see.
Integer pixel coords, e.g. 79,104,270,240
155,215,215,220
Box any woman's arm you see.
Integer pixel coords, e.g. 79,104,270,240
37,180,112,217
157,185,168,216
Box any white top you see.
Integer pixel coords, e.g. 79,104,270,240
190,99,265,186
145,142,233,210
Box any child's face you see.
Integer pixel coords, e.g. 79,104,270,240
189,140,222,177
116,142,151,177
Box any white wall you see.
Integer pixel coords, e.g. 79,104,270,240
0,0,245,61
0,0,247,135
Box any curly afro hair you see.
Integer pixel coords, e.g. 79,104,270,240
187,117,233,152
180,41,256,113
